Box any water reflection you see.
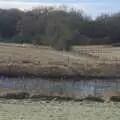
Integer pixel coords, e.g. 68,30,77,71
0,77,119,98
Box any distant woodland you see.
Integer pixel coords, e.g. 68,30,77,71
0,7,120,50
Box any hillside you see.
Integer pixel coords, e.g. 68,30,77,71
0,43,120,77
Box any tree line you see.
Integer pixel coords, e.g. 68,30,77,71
0,7,120,50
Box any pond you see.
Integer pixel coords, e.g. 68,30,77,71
0,77,120,99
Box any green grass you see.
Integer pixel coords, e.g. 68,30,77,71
0,100,120,120
0,43,120,77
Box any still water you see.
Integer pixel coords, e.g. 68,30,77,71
0,77,119,99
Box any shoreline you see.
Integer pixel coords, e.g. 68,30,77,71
0,73,120,81
0,91,119,103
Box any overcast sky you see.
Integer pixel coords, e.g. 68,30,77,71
0,0,120,18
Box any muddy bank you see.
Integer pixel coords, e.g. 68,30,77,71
0,73,120,80
1,91,120,102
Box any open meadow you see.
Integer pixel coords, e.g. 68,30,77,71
0,100,120,120
0,43,120,77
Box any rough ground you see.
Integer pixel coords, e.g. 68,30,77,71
0,100,120,120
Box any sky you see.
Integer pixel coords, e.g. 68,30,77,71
0,0,120,18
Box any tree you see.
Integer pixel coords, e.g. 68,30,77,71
0,9,22,39
41,9,73,51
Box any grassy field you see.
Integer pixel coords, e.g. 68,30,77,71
0,100,120,120
0,43,120,77
73,45,120,77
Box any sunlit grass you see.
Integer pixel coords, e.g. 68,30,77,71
0,43,120,77
0,100,120,120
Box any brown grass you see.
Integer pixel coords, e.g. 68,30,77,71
0,43,119,77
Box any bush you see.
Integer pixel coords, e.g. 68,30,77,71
52,39,72,51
